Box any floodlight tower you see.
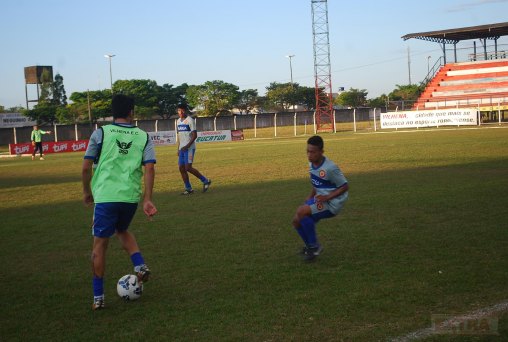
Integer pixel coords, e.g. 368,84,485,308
311,0,334,132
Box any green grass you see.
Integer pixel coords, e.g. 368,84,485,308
1,127,508,341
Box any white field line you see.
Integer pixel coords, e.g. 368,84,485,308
389,300,508,341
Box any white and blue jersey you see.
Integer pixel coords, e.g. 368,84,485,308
177,116,196,150
308,157,348,217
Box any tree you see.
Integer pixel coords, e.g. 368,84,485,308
296,86,320,111
156,83,188,118
113,79,159,118
265,82,295,112
187,80,240,116
388,84,422,101
68,89,112,122
334,88,368,108
52,74,68,106
367,94,389,109
236,89,259,114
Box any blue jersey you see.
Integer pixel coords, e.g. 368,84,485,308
309,157,348,215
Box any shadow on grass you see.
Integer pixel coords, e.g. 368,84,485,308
1,158,508,341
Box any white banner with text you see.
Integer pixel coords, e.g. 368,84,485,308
148,130,244,146
381,109,478,129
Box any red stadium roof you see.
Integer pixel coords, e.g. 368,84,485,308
402,22,508,43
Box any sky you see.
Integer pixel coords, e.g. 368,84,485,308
1,0,508,109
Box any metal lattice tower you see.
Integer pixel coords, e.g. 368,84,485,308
311,0,334,132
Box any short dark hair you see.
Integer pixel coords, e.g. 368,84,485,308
112,94,135,119
307,135,324,150
177,103,188,110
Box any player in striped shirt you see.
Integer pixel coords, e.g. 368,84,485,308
292,135,349,261
176,104,211,195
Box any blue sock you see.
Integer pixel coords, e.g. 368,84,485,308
130,252,145,267
300,216,318,247
184,180,192,190
93,276,104,297
199,175,208,183
295,226,309,245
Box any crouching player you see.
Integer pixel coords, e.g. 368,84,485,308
292,135,349,261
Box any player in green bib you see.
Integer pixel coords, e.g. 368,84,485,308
82,94,157,310
30,125,52,160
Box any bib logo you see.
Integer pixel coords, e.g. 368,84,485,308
116,139,133,154
319,170,326,178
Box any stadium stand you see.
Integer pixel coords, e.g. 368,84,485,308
413,59,508,110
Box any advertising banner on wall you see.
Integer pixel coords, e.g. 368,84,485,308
0,113,37,128
148,130,244,146
148,131,177,146
380,109,477,129
9,140,89,155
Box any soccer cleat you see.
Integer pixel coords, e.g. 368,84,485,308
92,298,105,311
303,245,323,261
298,246,309,255
181,189,194,195
203,179,212,192
136,264,151,283
31,156,35,160
40,157,44,161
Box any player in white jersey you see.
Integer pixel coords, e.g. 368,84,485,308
292,135,349,261
176,104,211,195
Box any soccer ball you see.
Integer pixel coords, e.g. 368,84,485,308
117,274,143,301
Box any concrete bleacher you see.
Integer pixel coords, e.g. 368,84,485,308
413,59,508,110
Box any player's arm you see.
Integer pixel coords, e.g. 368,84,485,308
142,163,157,219
82,159,94,206
315,183,348,203
181,130,197,151
306,188,316,201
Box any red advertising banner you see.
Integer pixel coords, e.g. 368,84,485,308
231,129,244,141
9,140,89,155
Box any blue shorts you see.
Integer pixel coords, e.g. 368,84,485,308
178,149,196,166
92,202,138,238
305,198,336,222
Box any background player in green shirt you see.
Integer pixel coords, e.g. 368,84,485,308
82,94,157,310
30,125,51,160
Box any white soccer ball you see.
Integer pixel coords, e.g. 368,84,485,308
117,274,143,301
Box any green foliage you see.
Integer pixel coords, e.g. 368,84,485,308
236,89,259,114
52,74,68,106
296,85,318,110
187,80,240,116
334,88,368,108
113,79,159,119
68,89,112,122
156,83,188,118
388,84,423,101
367,94,389,108
22,102,57,124
265,82,295,111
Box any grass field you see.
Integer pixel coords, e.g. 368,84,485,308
1,127,507,341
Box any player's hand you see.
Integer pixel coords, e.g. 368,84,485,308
181,146,188,152
83,192,94,207
32,141,35,146
176,150,180,156
314,195,328,203
143,200,157,221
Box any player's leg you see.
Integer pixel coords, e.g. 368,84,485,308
179,150,193,194
116,203,150,282
292,204,312,251
185,149,211,192
37,143,44,159
90,203,117,310
91,236,109,310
